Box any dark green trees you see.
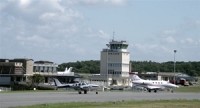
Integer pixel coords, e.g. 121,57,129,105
58,60,200,76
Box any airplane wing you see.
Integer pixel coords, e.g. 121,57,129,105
80,84,99,91
146,85,161,90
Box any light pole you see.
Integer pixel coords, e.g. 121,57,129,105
107,50,108,87
173,50,177,84
106,44,109,87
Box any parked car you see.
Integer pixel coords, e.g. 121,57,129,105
110,86,124,90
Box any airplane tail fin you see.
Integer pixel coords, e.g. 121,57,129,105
53,78,63,87
132,75,142,81
64,67,68,72
64,67,73,73
68,67,73,72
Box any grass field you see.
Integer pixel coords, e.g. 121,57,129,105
15,100,200,108
175,86,200,92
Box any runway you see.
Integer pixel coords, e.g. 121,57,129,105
1,91,200,108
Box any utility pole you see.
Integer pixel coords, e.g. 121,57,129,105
174,50,177,84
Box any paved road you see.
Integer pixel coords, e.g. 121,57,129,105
1,91,200,108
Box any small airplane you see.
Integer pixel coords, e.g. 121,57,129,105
53,78,99,94
132,74,179,93
57,67,73,74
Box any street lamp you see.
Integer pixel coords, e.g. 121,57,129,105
173,50,177,84
106,44,109,87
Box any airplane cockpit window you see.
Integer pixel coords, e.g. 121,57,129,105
81,83,87,85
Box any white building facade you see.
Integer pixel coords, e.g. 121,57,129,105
90,40,130,86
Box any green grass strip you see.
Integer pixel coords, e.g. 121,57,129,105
15,99,200,108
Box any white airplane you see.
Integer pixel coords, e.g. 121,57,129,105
53,78,99,94
57,67,73,74
132,75,179,93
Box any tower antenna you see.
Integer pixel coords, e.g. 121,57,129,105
112,31,115,41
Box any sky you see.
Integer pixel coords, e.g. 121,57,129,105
0,0,200,63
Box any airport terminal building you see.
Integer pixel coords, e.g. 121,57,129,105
0,59,34,85
0,59,76,86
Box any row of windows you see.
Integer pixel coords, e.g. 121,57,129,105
110,44,128,50
33,66,57,72
108,63,121,67
108,52,129,55
108,71,121,75
108,70,129,75
108,63,129,68
108,52,119,55
151,81,163,84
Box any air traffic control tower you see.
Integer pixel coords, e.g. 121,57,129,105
100,40,130,86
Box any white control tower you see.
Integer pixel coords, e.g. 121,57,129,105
100,40,130,86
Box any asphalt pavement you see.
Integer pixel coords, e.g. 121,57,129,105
1,91,200,108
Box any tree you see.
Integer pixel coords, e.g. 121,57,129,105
58,60,200,76
28,74,44,89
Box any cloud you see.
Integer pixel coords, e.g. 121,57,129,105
64,0,128,6
1,0,199,63
81,0,127,5
142,19,200,61
180,38,199,45
108,0,128,6
130,43,172,62
165,36,176,44
134,43,170,54
39,9,82,24
0,0,82,37
0,0,117,62
98,30,110,39
16,35,49,47
162,30,176,35
158,19,200,45
160,36,176,44
86,28,110,39
19,0,31,8
184,38,194,44
156,29,177,45
131,19,200,62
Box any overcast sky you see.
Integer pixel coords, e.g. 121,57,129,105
0,0,200,63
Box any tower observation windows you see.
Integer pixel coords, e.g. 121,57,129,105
110,44,128,50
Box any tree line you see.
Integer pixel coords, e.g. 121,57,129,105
57,60,200,76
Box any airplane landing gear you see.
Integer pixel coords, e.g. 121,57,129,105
84,90,87,94
78,91,82,94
